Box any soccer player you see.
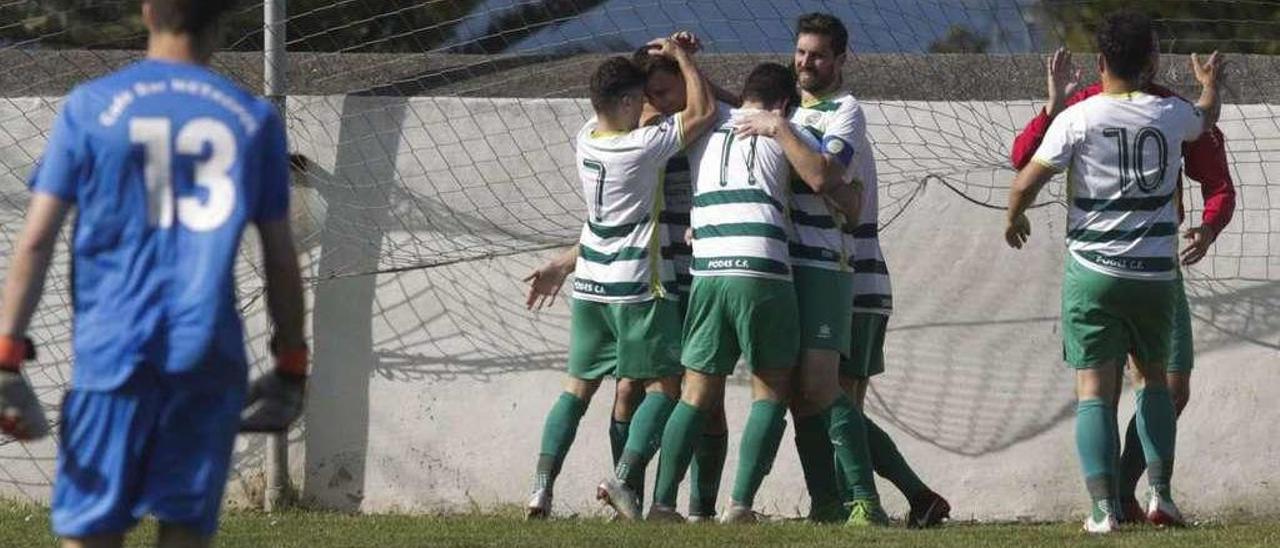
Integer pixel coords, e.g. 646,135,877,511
524,39,737,521
523,41,718,520
0,1,308,546
1010,42,1235,525
748,12,950,527
644,61,855,524
1005,12,1223,533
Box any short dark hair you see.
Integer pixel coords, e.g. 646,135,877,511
145,0,236,35
796,12,849,55
1095,11,1156,82
632,47,681,78
741,63,799,111
589,57,646,113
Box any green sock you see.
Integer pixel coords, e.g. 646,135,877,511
1118,416,1146,501
535,392,589,491
865,416,928,500
653,401,707,508
1076,398,1118,520
1136,387,1177,500
689,432,728,517
824,394,878,502
610,419,629,467
793,413,841,510
615,392,677,506
731,400,788,508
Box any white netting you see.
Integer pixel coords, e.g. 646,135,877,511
0,0,1276,506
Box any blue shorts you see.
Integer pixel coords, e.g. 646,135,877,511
52,367,245,538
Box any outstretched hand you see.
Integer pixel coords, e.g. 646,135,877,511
523,261,571,311
1046,47,1081,116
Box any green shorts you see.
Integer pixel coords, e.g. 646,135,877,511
567,298,684,380
681,276,799,376
794,266,854,355
839,313,888,378
1168,272,1193,373
1061,258,1177,369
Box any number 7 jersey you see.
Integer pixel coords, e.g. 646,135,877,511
27,60,290,391
571,114,686,303
1032,91,1204,281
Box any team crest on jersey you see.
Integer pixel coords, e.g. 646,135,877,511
805,113,821,126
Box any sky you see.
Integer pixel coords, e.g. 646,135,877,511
443,0,1046,54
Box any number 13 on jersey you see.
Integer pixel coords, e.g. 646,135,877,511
130,117,238,231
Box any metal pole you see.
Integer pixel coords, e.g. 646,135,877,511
263,0,291,514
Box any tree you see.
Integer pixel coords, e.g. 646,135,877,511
1040,0,1280,55
927,25,990,53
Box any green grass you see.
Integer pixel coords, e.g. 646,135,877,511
2,504,1278,547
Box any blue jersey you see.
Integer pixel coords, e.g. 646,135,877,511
29,60,290,391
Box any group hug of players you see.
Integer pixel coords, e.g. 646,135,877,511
519,11,1235,534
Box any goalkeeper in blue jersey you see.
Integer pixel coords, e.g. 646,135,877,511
0,1,307,546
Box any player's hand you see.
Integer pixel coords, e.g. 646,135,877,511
240,371,306,433
670,31,701,54
733,110,785,138
523,259,572,311
1191,51,1225,87
1046,47,1081,117
684,227,693,246
1005,213,1031,249
1180,225,1215,265
646,37,683,59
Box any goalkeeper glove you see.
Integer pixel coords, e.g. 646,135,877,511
0,336,49,441
240,336,308,433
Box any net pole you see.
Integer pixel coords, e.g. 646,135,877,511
263,0,292,514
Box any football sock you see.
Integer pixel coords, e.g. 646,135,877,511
1136,387,1177,500
653,401,706,508
1076,398,1118,521
731,400,787,508
689,431,728,517
609,419,629,467
615,392,676,505
824,394,879,502
535,392,588,491
865,416,928,500
1119,414,1146,501
793,413,841,510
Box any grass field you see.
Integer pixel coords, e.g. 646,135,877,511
2,505,1279,547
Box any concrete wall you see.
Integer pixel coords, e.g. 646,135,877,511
0,94,1277,520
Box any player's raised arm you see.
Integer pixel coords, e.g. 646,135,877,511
1191,52,1225,135
650,38,716,143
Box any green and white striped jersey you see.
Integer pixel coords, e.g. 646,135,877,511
792,92,893,314
572,114,685,303
1033,91,1204,281
686,108,818,280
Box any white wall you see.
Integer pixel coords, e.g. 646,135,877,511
1,95,1276,520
